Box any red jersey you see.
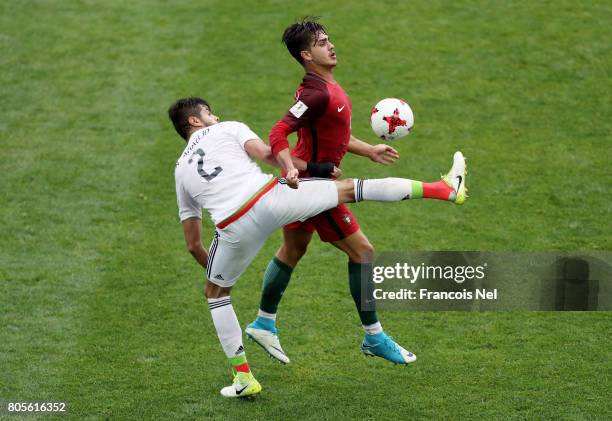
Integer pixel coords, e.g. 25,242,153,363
270,73,352,176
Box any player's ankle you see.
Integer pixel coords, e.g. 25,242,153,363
423,180,453,200
363,321,383,335
253,314,277,332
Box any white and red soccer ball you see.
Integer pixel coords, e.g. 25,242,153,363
370,98,414,141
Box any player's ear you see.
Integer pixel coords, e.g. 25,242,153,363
300,50,312,63
188,115,204,128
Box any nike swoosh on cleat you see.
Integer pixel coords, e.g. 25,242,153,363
270,345,286,355
455,175,463,192
247,335,289,364
235,384,249,395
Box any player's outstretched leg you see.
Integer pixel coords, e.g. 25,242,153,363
352,151,468,204
206,284,262,398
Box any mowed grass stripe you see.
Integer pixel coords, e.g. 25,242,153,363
0,1,200,415
5,5,206,420
0,2,145,403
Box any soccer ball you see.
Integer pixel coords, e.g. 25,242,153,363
370,98,414,141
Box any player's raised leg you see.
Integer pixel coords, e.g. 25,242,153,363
331,231,416,365
351,151,467,204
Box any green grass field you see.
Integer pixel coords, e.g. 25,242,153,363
1,1,611,419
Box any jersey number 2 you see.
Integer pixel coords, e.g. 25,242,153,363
188,149,223,181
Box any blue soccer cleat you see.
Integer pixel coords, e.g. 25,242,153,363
361,332,417,364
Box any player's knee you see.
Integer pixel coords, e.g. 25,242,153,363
335,178,355,203
204,281,231,299
352,238,375,263
278,242,307,265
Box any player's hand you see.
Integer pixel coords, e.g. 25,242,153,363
331,166,342,178
286,168,299,189
369,144,399,165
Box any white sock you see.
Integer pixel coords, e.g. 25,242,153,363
363,321,383,335
257,309,277,320
354,178,414,202
208,297,244,358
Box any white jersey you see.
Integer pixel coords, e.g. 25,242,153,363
174,121,273,224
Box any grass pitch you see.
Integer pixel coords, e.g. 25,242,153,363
1,1,610,419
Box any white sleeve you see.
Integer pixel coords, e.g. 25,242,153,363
176,178,201,222
232,122,260,149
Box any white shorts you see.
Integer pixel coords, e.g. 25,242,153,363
206,178,338,287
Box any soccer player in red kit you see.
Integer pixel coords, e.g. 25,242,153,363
246,19,466,365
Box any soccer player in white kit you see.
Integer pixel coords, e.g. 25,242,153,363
168,97,467,398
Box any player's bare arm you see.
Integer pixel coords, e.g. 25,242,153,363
244,137,337,177
182,217,208,269
275,148,300,188
291,156,308,172
348,135,399,165
272,148,337,186
244,137,330,177
244,138,280,167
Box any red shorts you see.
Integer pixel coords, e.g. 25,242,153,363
285,204,360,242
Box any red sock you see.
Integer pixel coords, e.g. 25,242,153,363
234,362,251,373
229,353,251,373
422,180,453,200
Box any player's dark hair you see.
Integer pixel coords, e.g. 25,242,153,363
282,17,327,65
167,97,210,140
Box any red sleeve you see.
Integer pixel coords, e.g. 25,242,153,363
269,83,329,156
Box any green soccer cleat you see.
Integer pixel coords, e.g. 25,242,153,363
442,151,468,205
220,371,262,399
